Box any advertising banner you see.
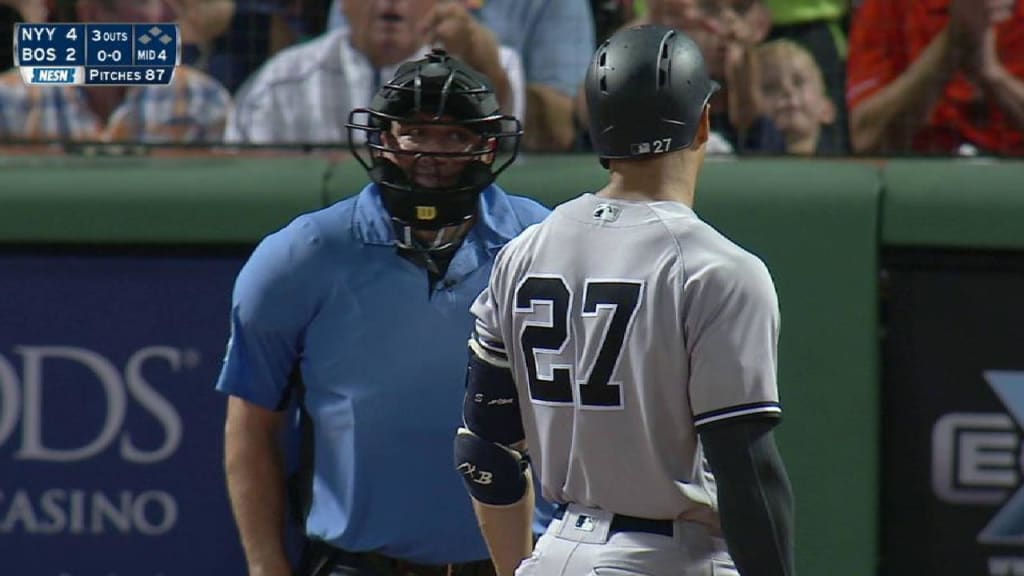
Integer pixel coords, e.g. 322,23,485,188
0,250,248,576
882,250,1024,576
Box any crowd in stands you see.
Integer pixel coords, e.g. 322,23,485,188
1,0,1022,157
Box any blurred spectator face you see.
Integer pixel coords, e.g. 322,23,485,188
77,0,168,23
757,41,834,139
381,114,493,189
648,0,766,78
647,0,706,40
344,0,437,64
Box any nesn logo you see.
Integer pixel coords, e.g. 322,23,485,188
31,68,76,83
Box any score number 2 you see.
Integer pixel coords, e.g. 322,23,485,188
515,276,643,408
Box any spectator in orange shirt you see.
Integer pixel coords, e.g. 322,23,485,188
847,0,1024,156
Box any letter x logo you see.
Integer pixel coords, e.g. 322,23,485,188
979,371,1024,545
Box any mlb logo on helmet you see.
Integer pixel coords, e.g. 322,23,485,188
631,142,651,155
416,206,438,220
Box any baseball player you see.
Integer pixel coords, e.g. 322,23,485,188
453,25,795,576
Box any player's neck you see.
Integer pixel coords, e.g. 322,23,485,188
598,153,698,207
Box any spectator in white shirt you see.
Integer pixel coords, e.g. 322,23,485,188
226,0,523,145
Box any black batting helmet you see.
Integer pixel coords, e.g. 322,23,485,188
585,25,719,162
347,49,522,231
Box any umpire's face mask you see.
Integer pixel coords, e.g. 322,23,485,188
368,116,496,258
382,117,495,190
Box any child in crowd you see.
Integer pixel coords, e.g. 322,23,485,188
754,39,842,155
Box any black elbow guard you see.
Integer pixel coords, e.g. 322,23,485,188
453,427,530,506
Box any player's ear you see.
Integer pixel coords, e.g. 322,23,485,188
693,104,711,149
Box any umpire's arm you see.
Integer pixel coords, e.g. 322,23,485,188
225,396,292,576
700,416,795,576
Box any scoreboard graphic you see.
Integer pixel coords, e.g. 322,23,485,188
14,23,181,86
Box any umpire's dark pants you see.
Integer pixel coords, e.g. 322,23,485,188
297,538,496,576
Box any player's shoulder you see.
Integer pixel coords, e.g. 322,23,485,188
499,188,550,227
684,225,776,301
497,191,588,256
502,217,545,251
648,206,773,293
489,217,546,281
482,184,550,244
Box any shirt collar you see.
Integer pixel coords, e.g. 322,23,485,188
352,182,526,252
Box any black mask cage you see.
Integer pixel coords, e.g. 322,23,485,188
347,49,522,231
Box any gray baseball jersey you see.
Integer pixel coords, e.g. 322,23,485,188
470,193,781,528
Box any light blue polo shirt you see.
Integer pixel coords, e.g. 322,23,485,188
216,182,549,564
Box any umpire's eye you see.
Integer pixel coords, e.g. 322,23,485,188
448,130,472,143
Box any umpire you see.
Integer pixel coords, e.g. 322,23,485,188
214,50,549,576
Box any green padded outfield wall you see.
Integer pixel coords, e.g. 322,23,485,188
2,154,880,576
881,159,1024,250
0,155,329,244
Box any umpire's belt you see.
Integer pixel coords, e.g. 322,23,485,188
552,503,674,537
299,538,493,576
